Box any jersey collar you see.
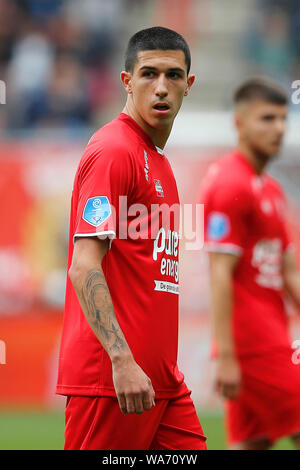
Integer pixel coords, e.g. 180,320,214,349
234,150,267,185
234,150,259,175
118,113,163,155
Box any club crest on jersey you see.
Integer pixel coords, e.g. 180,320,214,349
82,196,111,227
207,212,230,240
154,179,164,197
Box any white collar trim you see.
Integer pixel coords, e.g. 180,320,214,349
155,146,164,155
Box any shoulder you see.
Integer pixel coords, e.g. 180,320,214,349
202,153,252,202
78,119,139,179
87,118,138,157
77,121,137,186
218,153,251,183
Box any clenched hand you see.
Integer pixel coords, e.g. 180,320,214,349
112,355,155,415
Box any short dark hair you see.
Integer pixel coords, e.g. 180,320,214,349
125,26,191,74
234,77,288,106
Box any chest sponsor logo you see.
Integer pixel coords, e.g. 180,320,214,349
82,196,111,227
154,179,164,197
153,228,179,294
252,238,283,290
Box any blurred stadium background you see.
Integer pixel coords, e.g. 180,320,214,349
1,0,300,450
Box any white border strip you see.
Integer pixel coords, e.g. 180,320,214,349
155,146,164,155
73,230,116,249
205,242,243,256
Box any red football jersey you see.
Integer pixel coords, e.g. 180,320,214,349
56,113,186,398
201,151,293,356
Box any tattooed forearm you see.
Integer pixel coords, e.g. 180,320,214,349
78,269,129,357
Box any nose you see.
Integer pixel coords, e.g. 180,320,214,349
155,74,168,98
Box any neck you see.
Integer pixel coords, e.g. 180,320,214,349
122,101,173,149
238,141,271,175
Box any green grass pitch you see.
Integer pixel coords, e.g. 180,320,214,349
0,410,294,450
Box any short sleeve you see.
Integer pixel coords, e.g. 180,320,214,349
74,140,134,246
204,183,252,256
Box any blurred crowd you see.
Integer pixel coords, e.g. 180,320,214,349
0,0,145,132
1,0,300,133
245,0,300,86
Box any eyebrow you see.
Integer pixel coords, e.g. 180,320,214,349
139,66,185,74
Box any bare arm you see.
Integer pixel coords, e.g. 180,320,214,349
282,250,300,310
69,237,155,414
209,251,242,400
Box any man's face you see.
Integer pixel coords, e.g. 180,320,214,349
236,100,288,158
123,49,194,130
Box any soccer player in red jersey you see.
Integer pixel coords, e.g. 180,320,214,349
200,77,300,450
56,27,207,450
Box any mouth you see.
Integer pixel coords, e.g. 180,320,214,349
152,103,171,114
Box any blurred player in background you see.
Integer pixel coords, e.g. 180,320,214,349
56,26,206,450
200,77,300,450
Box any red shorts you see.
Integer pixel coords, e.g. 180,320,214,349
64,388,206,450
226,349,300,446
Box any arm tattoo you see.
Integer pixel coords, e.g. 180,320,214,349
79,269,127,356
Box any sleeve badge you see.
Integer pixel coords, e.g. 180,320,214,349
207,212,230,240
82,196,111,227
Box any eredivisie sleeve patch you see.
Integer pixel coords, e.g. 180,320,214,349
82,196,111,227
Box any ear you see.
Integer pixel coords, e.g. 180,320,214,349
184,74,195,96
120,71,133,94
234,103,248,134
234,110,242,132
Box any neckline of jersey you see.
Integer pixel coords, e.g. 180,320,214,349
118,113,165,157
155,146,164,155
234,150,261,175
233,150,267,185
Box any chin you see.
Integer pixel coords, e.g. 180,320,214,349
151,118,172,129
254,142,278,159
268,145,282,158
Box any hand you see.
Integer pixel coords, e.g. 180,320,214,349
215,354,241,400
112,355,155,415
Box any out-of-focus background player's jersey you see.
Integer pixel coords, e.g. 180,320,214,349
200,151,294,356
56,113,187,398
